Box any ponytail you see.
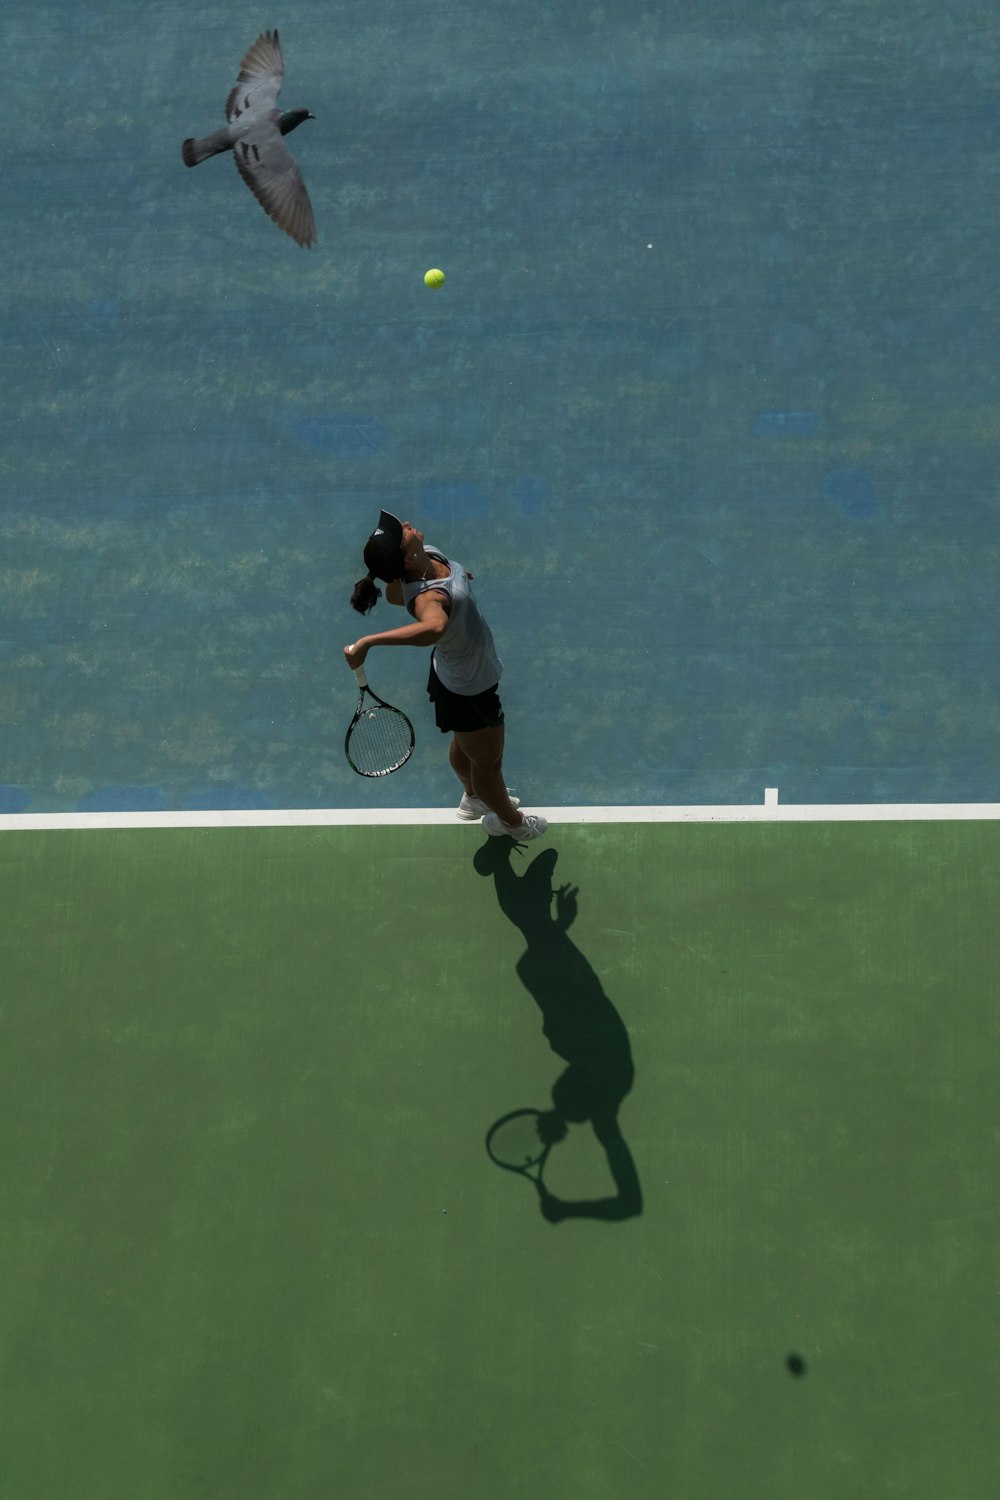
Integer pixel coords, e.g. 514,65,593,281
350,575,382,615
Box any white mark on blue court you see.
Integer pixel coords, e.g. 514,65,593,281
290,415,386,457
752,411,821,438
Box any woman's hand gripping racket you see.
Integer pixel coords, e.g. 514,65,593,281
344,664,415,777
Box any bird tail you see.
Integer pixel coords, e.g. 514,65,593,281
182,129,232,167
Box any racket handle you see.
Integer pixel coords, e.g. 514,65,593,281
352,664,369,689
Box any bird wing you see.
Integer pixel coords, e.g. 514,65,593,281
233,123,317,248
225,29,284,123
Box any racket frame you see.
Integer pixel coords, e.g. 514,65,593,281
485,1108,554,1187
344,664,415,777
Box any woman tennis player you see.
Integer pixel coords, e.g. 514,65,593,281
345,510,547,841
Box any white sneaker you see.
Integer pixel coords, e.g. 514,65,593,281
457,790,520,821
482,811,548,841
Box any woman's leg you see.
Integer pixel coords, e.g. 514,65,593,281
449,734,474,796
453,724,521,825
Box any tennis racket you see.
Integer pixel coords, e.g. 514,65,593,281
485,1108,567,1192
344,665,415,777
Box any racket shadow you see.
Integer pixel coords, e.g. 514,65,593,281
474,839,643,1224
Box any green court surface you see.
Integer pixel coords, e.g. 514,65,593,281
2,819,998,1498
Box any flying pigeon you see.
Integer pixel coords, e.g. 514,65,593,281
182,29,316,248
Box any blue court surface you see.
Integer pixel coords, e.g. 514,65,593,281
3,0,999,815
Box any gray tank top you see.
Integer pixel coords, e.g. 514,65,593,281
403,547,502,695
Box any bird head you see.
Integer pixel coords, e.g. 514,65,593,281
278,109,315,136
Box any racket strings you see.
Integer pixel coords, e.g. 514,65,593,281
487,1112,547,1169
346,703,413,776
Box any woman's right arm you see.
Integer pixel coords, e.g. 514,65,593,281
344,591,449,668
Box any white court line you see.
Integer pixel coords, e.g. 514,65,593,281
2,801,1000,832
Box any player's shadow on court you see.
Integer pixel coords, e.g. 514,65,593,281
474,840,642,1223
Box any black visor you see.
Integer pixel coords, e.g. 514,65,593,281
363,509,404,582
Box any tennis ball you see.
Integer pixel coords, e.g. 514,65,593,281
424,268,445,289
